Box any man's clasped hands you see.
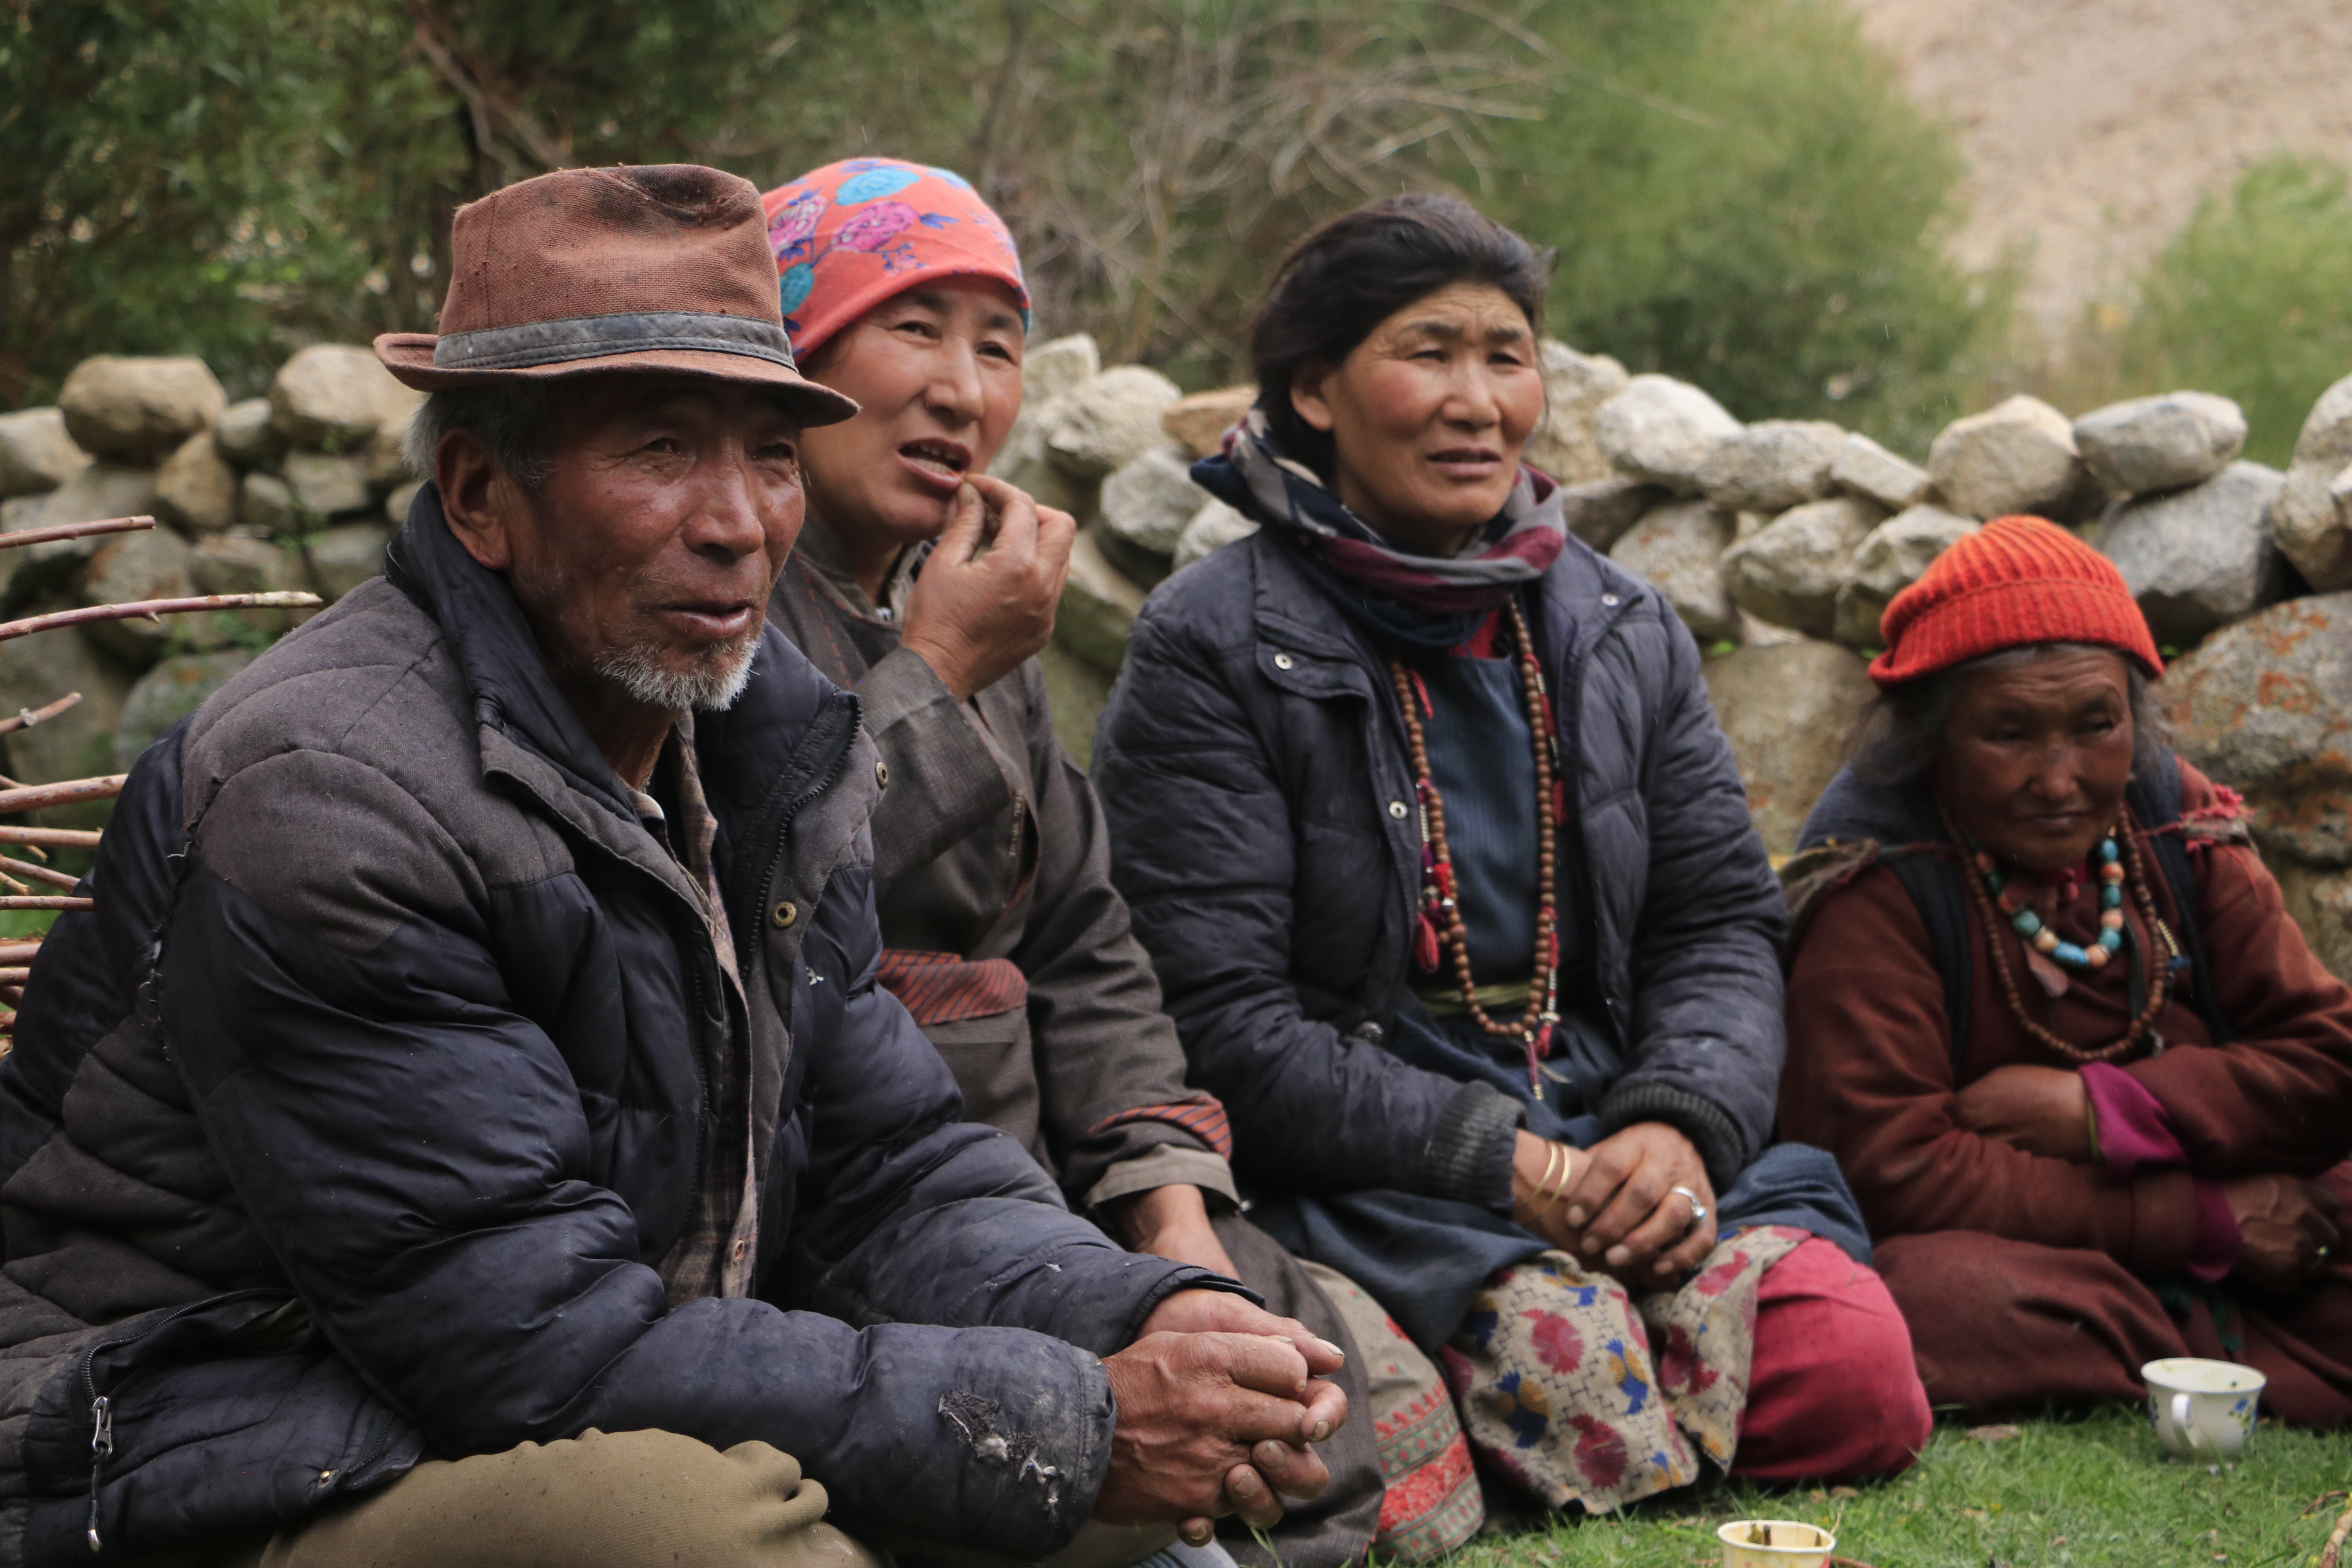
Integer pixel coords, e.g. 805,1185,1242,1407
1099,1290,1350,1543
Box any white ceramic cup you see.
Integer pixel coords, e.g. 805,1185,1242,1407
2143,1357,2265,1461
1718,1519,1836,1568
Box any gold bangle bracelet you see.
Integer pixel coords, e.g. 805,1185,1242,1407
1520,1142,1562,1218
1530,1143,1573,1220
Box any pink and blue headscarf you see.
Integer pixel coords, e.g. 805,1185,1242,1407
760,158,1030,360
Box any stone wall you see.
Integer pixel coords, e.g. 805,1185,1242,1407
0,349,416,825
1014,334,2352,984
10,339,2348,984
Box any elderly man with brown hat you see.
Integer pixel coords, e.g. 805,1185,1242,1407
0,164,1344,1568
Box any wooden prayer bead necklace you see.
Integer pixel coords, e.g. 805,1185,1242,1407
1942,802,2172,1064
1387,597,1562,1098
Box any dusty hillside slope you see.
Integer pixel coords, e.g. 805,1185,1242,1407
1849,0,2352,335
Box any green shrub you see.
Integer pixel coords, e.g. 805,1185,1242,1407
2099,155,2352,467
1478,0,2007,456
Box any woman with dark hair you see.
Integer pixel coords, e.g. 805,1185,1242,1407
1782,514,2352,1423
1090,194,1930,1529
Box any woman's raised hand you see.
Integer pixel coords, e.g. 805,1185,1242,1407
898,473,1076,702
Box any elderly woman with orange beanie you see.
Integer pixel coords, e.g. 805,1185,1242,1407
1782,514,2352,1424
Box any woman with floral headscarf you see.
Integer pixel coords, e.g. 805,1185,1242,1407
757,159,1445,1568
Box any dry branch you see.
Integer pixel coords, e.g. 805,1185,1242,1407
0,969,27,985
0,693,83,736
0,515,153,554
2322,1494,2352,1568
0,897,91,911
0,825,103,849
0,942,43,966
0,592,321,644
0,776,125,815
0,856,81,891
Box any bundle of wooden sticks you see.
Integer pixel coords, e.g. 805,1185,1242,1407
0,514,321,1045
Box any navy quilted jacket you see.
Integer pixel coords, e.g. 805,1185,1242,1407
1091,529,1788,1204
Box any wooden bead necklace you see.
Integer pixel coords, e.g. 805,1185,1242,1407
1387,597,1562,1098
1942,802,2172,1064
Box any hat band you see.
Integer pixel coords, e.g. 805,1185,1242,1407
433,311,797,372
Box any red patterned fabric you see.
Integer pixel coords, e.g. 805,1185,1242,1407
1082,1093,1234,1160
876,949,1026,1026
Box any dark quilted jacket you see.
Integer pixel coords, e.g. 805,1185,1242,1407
0,492,1216,1566
1091,529,1787,1203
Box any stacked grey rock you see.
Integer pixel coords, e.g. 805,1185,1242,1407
58,356,224,462
1700,639,1877,857
1721,496,1886,639
2096,461,2288,644
1594,375,1741,492
1833,506,1978,650
2073,391,2246,495
1172,500,1256,573
1829,432,1932,512
2166,593,2352,869
0,349,412,810
1610,501,1740,643
2269,373,2352,593
1525,343,1629,485
1927,395,2086,519
1696,421,1842,514
1097,447,1206,585
991,334,1108,522
0,409,89,498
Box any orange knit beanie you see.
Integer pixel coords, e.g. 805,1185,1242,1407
1869,514,2162,688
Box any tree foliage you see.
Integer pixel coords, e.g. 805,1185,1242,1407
4,0,2000,448
1480,0,2001,452
2103,155,2352,468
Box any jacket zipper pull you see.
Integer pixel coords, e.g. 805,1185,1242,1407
86,1394,112,1553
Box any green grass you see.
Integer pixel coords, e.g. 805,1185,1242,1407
1453,1410,2352,1568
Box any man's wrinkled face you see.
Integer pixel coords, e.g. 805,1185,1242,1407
452,374,806,711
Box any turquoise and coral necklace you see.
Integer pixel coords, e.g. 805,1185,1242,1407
1967,830,2126,971
1944,804,2174,1064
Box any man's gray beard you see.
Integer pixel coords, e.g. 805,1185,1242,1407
593,632,759,712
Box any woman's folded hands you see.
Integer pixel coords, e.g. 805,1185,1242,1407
1510,1124,1719,1283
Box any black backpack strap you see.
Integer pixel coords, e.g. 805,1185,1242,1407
1799,767,1979,1079
2126,754,2235,1046
1877,848,1975,1078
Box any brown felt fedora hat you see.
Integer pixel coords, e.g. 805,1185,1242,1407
374,164,856,425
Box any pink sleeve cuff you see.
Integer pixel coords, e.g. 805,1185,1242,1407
2188,1179,2243,1282
2082,1062,2185,1176
2083,1064,2242,1279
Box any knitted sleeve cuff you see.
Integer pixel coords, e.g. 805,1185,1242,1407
1416,1080,1524,1210
1597,1080,1749,1192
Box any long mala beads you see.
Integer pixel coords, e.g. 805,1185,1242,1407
1944,803,2173,1064
1388,597,1562,1098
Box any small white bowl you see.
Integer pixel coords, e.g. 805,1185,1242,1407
1718,1518,1837,1568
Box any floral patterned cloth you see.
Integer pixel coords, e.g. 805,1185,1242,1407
759,157,1029,359
1439,1226,1809,1514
